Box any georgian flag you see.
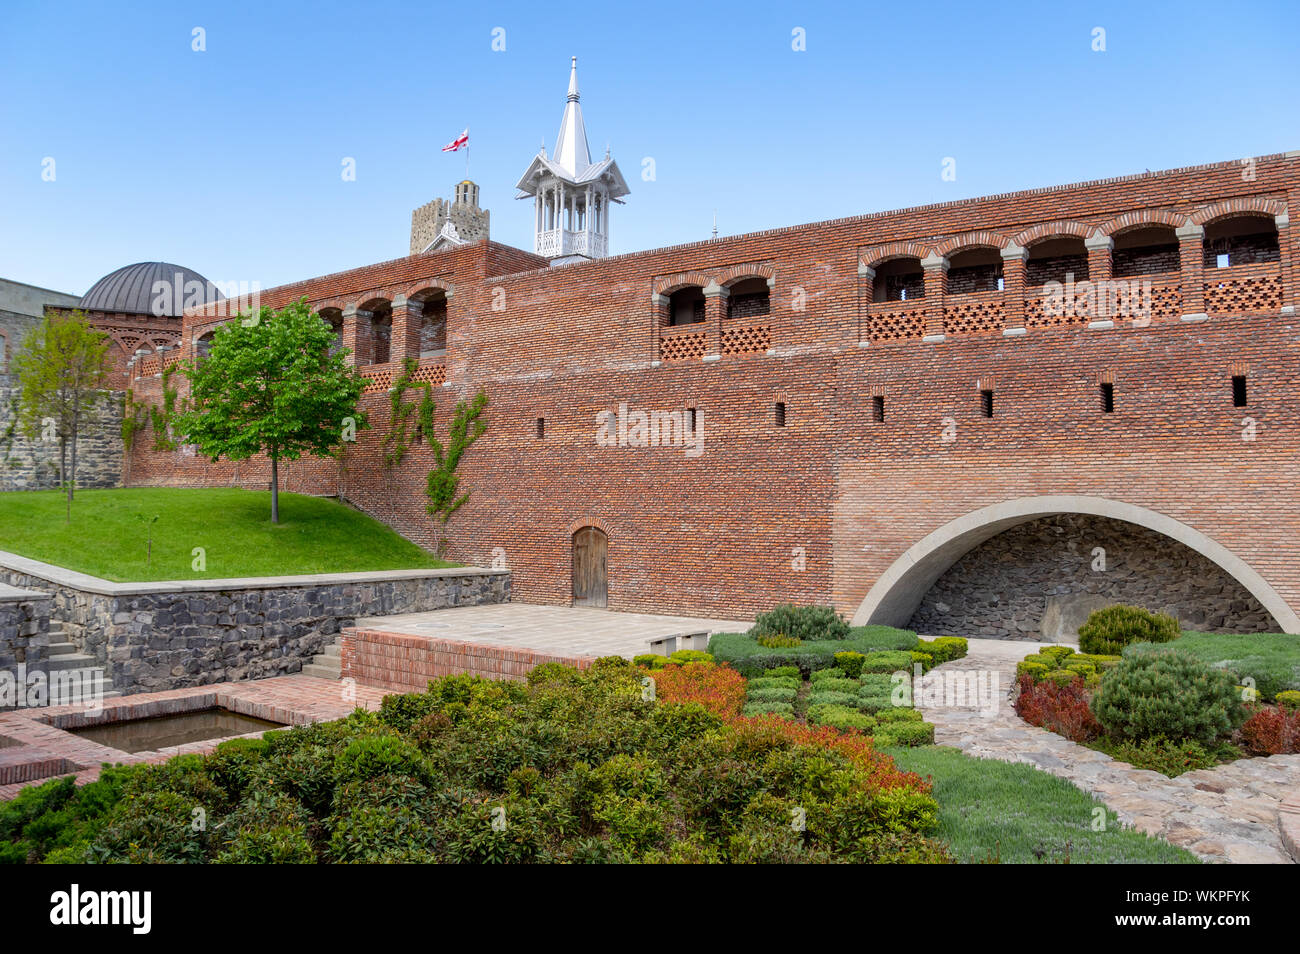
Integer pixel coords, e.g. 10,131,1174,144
441,129,469,152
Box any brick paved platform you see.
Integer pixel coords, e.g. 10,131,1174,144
0,675,388,800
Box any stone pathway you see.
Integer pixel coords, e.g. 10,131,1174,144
918,639,1300,864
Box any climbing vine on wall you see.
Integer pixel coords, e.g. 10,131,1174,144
148,365,181,451
383,357,435,467
121,389,147,451
426,389,488,525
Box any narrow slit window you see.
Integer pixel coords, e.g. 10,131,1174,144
686,407,697,432
979,389,994,418
535,417,545,439
871,395,885,423
1232,375,1248,407
774,402,786,426
1100,382,1115,413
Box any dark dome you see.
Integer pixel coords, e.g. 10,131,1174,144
80,262,224,317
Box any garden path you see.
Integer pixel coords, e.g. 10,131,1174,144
917,639,1300,864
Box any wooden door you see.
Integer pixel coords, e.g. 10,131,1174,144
572,527,608,608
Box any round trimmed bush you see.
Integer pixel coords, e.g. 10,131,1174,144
749,604,850,643
1277,690,1300,711
1078,605,1180,656
1091,649,1246,743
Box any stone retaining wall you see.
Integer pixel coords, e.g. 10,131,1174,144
0,555,510,695
909,514,1280,640
0,387,123,491
342,627,593,693
0,586,50,708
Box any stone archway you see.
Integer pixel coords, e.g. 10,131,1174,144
850,495,1299,635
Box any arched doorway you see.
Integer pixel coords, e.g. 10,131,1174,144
850,495,1299,635
572,526,608,608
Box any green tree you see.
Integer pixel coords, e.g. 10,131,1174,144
11,310,111,523
173,298,366,523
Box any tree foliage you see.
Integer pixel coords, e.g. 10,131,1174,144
11,309,111,521
173,298,366,522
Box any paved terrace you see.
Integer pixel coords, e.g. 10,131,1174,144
353,603,749,659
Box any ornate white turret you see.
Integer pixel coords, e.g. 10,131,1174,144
515,57,629,262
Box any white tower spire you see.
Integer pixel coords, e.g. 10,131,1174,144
515,57,630,263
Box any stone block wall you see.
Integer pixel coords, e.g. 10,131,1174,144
0,563,509,695
908,514,1279,640
0,587,51,707
0,388,123,491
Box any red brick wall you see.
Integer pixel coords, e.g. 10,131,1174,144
124,153,1300,625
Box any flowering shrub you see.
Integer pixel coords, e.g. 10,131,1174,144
1013,674,1102,743
1239,705,1300,755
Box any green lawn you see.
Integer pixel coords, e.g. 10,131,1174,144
883,745,1198,864
1127,631,1300,701
0,488,454,581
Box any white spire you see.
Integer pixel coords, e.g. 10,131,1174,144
552,56,591,177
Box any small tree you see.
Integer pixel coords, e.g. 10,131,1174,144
12,310,111,523
173,298,366,523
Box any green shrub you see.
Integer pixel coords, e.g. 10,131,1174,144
1277,690,1300,710
915,637,968,665
668,650,713,665
741,701,796,718
1040,645,1075,660
709,628,918,678
1092,736,1237,777
1041,669,1081,688
810,677,860,695
749,604,850,642
756,633,803,648
746,686,798,703
633,653,669,669
874,707,923,724
833,651,867,678
747,676,800,691
1092,650,1246,743
1074,653,1122,670
858,650,914,674
910,652,934,670
1132,631,1300,701
810,667,848,682
807,690,860,708
1078,604,1180,655
874,721,935,747
1016,661,1049,682
766,666,801,679
808,705,877,732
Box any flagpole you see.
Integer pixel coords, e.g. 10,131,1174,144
465,128,470,179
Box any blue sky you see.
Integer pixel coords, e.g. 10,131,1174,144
1,0,1297,295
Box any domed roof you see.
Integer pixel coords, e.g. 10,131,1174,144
81,262,224,317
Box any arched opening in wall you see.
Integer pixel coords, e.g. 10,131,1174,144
726,277,770,318
1203,215,1280,269
1025,237,1089,286
850,497,1299,640
945,248,1003,294
1112,226,1180,277
668,286,705,326
195,330,215,363
411,288,448,356
907,514,1280,640
572,526,608,608
872,257,925,302
318,308,343,356
359,298,392,365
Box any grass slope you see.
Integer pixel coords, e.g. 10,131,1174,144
883,745,1198,864
0,488,453,581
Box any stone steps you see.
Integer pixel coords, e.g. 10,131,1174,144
43,624,121,703
302,637,342,681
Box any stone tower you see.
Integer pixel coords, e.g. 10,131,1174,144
514,57,630,263
410,180,490,255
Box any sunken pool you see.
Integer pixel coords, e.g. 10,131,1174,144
70,708,287,753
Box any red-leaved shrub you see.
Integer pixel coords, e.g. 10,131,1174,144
1013,673,1102,743
650,662,747,718
1239,705,1300,755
